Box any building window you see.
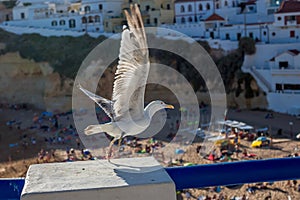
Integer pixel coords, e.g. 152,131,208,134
188,17,193,22
279,61,288,68
290,30,295,38
88,16,94,23
51,20,57,26
188,4,192,12
146,5,150,11
146,18,150,24
84,6,91,13
232,1,235,7
277,16,281,21
181,17,185,23
154,18,158,24
180,5,185,12
226,33,230,40
225,1,228,6
206,3,210,10
199,4,203,11
216,3,219,9
263,31,267,36
283,84,300,90
69,19,76,28
287,16,296,21
167,4,170,10
249,32,253,38
99,4,103,10
272,32,276,36
276,84,283,91
20,12,25,19
59,20,65,25
82,17,87,24
95,15,100,23
237,33,241,40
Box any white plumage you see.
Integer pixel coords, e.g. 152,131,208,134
78,4,174,158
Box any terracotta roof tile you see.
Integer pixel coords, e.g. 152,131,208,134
276,0,300,13
288,49,300,55
175,0,197,3
205,13,225,21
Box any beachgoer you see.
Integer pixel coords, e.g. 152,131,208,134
185,191,191,199
76,138,81,149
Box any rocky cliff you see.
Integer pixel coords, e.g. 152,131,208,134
0,52,73,112
0,49,268,113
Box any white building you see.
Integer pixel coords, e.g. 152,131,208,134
242,44,300,115
4,0,123,33
174,0,215,23
161,0,300,44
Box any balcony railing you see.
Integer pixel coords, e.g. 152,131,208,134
1,157,300,198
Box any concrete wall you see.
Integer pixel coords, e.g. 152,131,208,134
21,157,176,200
268,92,300,114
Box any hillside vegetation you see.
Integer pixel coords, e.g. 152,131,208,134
0,29,106,78
0,29,257,98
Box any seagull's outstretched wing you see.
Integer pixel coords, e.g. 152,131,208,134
112,4,149,121
78,84,115,120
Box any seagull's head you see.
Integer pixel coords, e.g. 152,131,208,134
145,100,174,118
122,25,128,31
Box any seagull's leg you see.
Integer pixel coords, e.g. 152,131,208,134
107,137,118,161
118,132,125,152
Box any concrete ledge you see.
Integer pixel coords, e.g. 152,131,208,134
21,157,176,200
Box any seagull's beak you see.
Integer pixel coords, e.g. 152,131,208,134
165,104,174,109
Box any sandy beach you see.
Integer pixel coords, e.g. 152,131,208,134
0,105,299,200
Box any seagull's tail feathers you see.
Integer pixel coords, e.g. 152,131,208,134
77,85,115,120
84,123,115,136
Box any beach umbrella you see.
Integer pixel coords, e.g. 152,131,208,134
238,125,254,130
175,149,185,154
256,127,268,132
41,111,53,117
256,136,267,141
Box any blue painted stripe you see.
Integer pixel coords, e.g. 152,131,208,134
0,178,25,200
1,158,300,198
165,157,300,190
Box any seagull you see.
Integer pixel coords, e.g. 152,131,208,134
78,4,174,159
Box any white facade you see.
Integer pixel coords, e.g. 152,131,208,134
166,0,296,43
5,0,123,33
175,0,214,23
242,43,300,115
2,0,300,41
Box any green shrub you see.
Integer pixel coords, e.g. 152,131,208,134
238,37,256,55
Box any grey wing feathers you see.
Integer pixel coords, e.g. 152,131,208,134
77,84,115,120
112,4,149,120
